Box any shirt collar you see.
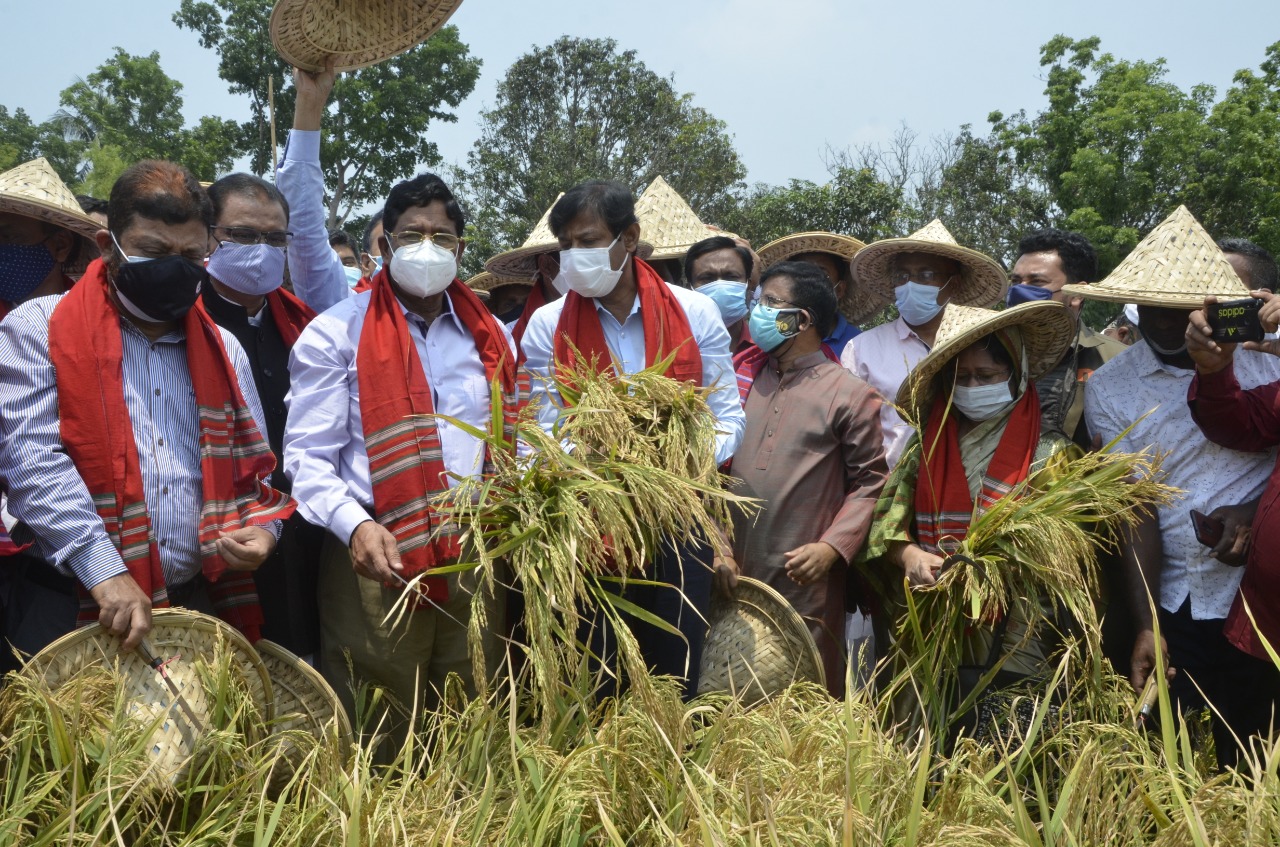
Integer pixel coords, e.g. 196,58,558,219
593,292,642,322
894,315,923,343
397,290,465,334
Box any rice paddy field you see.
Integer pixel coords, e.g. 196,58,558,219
3,364,1276,845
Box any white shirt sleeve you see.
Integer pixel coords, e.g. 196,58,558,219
276,129,351,314
283,314,370,544
518,301,566,440
219,329,281,540
681,289,746,465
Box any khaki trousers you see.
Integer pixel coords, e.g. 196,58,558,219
317,534,502,757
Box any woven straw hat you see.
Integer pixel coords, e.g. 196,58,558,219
270,0,463,73
697,576,825,703
895,301,1077,423
256,640,353,759
1060,206,1248,308
852,220,1008,308
485,191,655,277
25,609,273,782
0,157,102,274
467,270,530,293
757,231,890,325
634,175,736,263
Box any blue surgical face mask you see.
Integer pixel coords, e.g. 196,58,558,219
344,265,363,288
206,241,285,296
895,280,947,326
1005,283,1055,308
695,279,749,326
748,303,804,353
0,241,57,303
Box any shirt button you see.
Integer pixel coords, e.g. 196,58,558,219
263,368,273,377
767,430,774,437
159,539,167,548
162,486,169,494
157,437,165,446
155,388,161,396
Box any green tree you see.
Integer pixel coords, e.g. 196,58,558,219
0,106,88,183
461,36,746,252
719,166,904,247
52,48,240,183
176,0,481,228
1191,41,1280,255
988,36,1215,272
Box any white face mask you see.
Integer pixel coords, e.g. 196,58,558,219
206,241,286,296
391,239,457,298
952,381,1014,422
559,233,627,298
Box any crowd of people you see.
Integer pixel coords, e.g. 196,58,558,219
1,60,1279,769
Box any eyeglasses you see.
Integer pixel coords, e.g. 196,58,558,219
389,230,461,252
212,226,293,248
759,294,800,309
954,368,1011,387
892,270,955,285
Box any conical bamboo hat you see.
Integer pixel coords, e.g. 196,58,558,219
757,231,887,325
270,0,463,73
1061,206,1249,308
466,270,527,293
851,219,1008,308
896,301,1077,423
0,157,101,274
485,192,655,279
634,176,735,262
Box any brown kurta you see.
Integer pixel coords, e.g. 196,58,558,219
731,350,888,696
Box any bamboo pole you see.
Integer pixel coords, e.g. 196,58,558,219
268,75,278,181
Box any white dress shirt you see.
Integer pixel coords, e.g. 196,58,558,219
520,282,746,465
0,295,276,590
284,290,516,546
275,129,351,314
839,317,930,469
1085,341,1280,620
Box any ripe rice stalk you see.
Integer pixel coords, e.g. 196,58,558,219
421,353,756,724
875,439,1179,739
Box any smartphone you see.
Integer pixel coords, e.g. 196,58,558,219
1191,509,1225,548
1207,298,1265,343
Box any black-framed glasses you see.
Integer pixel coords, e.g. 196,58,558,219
954,368,1011,386
212,226,293,248
389,230,461,252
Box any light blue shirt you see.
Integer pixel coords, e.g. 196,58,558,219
520,282,746,465
0,295,278,591
275,129,351,315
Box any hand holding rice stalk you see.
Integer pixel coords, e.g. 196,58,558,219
887,434,1179,734
422,348,755,721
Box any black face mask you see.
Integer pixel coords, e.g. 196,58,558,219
110,236,207,323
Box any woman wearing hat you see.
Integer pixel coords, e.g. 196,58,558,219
860,301,1078,682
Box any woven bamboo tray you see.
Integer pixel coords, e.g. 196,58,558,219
255,639,353,758
26,609,272,781
697,576,825,702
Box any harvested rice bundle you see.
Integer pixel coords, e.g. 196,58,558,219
431,356,754,721
880,443,1178,736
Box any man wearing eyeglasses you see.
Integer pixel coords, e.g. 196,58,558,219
199,174,324,657
840,221,1008,469
282,73,526,748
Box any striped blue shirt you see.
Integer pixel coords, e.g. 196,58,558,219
0,294,277,591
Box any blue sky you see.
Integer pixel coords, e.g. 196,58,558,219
3,0,1277,187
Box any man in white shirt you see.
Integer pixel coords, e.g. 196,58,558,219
840,221,1008,469
284,168,524,752
521,180,745,697
1073,205,1280,769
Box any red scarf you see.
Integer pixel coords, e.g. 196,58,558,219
48,260,295,640
914,385,1041,553
265,286,316,347
354,276,373,294
553,258,702,386
511,275,550,357
356,269,527,600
